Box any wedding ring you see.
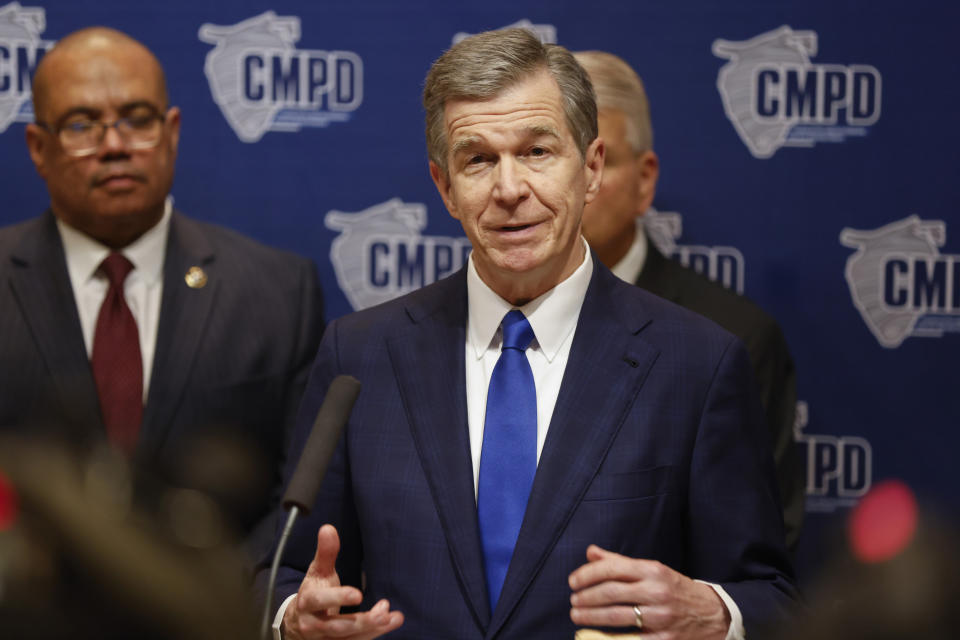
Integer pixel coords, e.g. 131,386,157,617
632,604,643,629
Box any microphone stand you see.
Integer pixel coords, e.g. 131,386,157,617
257,374,360,640
261,505,301,640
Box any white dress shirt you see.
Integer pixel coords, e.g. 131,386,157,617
57,198,171,401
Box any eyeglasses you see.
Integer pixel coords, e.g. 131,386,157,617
37,107,167,157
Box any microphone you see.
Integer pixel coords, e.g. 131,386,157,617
282,375,361,513
261,375,361,640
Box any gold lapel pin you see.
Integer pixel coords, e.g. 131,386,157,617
184,266,208,289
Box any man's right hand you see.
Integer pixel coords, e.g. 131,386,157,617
282,524,404,640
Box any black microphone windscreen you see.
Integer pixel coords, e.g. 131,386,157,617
281,375,360,514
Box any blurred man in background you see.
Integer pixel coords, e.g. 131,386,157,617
574,50,803,550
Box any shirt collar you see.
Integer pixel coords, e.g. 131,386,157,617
610,216,648,284
58,197,172,286
466,236,594,362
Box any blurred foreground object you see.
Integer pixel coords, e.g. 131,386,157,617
0,436,259,640
777,480,959,640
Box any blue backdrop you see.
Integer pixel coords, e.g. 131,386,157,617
2,0,957,581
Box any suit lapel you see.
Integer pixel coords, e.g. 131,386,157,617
488,264,660,637
386,271,492,631
7,212,103,435
139,212,218,455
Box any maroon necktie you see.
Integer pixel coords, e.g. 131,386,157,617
91,252,143,452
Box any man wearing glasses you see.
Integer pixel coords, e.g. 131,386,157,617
0,27,324,545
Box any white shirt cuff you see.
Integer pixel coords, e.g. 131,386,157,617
272,594,297,640
696,580,745,640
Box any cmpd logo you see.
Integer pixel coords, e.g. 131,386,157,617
199,11,363,143
0,2,52,134
453,19,556,45
712,25,881,159
841,215,960,348
326,199,472,311
644,207,745,293
794,401,873,513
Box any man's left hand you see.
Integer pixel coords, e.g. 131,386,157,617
568,545,730,639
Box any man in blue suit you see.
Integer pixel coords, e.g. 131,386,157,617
271,28,795,639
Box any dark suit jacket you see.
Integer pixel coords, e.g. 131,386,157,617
0,210,323,535
271,259,796,638
636,243,802,550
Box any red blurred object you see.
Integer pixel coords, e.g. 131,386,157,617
848,479,918,564
0,469,17,530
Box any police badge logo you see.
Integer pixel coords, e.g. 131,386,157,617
198,11,363,143
794,401,873,513
841,216,959,348
325,199,472,311
713,25,881,159
0,2,52,135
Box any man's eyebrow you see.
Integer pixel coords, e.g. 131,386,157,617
117,100,164,113
525,123,561,140
450,135,483,157
53,100,162,126
450,124,562,157
53,106,100,126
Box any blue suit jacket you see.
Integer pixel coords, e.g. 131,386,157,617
272,259,796,638
0,210,324,535
636,242,802,550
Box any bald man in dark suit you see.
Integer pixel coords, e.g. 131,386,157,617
0,27,323,540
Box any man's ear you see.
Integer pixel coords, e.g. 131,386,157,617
429,160,460,221
583,136,605,205
25,123,50,179
635,150,660,214
165,106,182,155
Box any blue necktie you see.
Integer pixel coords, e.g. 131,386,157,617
477,309,537,612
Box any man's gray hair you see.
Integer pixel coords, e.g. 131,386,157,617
423,28,597,174
573,50,653,153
